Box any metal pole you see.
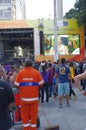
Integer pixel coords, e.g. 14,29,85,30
54,0,58,62
38,19,44,55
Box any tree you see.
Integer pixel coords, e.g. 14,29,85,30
64,0,86,51
64,8,78,19
64,0,86,26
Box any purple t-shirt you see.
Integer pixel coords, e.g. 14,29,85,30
4,65,11,72
40,70,49,83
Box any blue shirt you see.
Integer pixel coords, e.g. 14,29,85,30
56,64,70,83
52,76,56,84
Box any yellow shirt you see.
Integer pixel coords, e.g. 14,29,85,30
70,67,75,79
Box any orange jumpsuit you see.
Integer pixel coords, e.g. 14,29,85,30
14,67,44,130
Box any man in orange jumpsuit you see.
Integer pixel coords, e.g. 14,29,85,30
14,59,44,130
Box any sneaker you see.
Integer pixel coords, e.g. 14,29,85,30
69,96,72,99
53,95,57,98
46,99,49,102
14,121,22,125
73,95,77,100
41,100,44,103
67,102,70,107
59,103,62,108
51,95,54,98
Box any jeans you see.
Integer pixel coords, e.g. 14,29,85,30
40,82,49,102
52,84,58,96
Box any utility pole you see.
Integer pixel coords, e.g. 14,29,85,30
38,19,44,55
54,0,58,62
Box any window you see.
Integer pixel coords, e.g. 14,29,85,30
4,5,11,11
4,11,11,18
4,0,11,3
0,6,3,16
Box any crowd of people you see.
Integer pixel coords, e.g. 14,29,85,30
0,58,86,130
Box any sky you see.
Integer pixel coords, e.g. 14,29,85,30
25,0,76,20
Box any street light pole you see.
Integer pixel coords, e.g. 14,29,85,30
54,0,58,62
38,19,44,55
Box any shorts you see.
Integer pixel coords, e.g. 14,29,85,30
58,82,70,96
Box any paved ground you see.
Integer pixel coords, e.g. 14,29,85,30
14,87,86,130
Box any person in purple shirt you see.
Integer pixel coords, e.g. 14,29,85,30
56,58,71,108
40,65,49,103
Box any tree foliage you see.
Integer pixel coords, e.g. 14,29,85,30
64,8,78,19
64,0,86,26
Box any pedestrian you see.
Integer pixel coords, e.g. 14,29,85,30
0,79,15,130
8,66,21,124
56,58,71,108
40,65,49,103
74,71,86,95
52,75,58,98
0,64,7,81
69,61,77,99
54,59,61,73
82,61,86,90
14,59,44,130
47,62,54,97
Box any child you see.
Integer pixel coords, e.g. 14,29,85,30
52,75,58,98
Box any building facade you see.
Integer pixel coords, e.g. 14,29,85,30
0,0,26,20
